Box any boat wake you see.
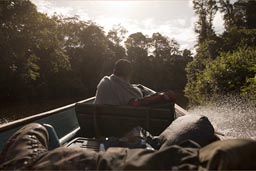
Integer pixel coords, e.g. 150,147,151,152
188,95,256,140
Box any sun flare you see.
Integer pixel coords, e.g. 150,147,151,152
107,1,133,9
98,1,139,16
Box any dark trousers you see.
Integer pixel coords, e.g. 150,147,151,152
0,123,199,170
1,123,256,170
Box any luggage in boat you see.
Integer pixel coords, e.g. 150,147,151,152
159,114,217,149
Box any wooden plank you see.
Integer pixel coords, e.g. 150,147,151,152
175,104,190,115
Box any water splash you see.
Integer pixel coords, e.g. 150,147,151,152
188,95,256,140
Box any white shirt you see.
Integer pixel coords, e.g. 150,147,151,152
94,74,143,105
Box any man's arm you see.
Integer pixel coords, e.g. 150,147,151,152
135,84,156,97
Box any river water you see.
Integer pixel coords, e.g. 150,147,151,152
0,98,84,125
188,95,256,140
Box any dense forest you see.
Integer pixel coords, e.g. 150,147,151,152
0,0,192,106
186,0,256,105
0,0,255,110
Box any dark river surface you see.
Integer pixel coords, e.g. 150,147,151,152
0,97,85,124
1,96,255,140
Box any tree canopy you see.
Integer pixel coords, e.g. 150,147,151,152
0,0,192,106
3,0,254,108
185,0,256,105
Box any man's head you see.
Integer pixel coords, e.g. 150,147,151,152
113,59,132,81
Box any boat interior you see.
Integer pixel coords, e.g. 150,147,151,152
0,97,181,152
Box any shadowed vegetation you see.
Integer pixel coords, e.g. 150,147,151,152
185,0,256,105
0,0,255,118
0,0,192,112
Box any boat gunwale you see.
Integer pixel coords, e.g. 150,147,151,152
0,92,225,137
0,97,95,132
0,98,187,132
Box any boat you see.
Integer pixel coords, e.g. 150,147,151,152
0,94,187,152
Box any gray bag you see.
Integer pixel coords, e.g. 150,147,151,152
159,114,216,149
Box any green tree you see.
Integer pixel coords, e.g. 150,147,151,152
57,17,127,97
219,0,237,30
0,0,194,107
0,0,70,100
125,31,191,103
186,47,256,104
193,0,218,43
241,68,256,101
107,24,127,46
219,0,256,30
125,32,148,62
125,32,150,86
106,24,127,74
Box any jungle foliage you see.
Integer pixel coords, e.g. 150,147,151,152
0,0,192,104
2,0,255,106
185,0,256,105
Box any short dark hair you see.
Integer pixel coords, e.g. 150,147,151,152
113,59,132,77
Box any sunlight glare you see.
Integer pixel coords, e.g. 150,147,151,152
108,1,132,9
98,1,139,16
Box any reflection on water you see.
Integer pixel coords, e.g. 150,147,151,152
0,98,84,125
189,95,256,140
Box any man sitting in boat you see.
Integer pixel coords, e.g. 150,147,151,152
94,59,176,106
94,59,144,105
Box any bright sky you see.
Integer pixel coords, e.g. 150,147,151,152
31,0,225,51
